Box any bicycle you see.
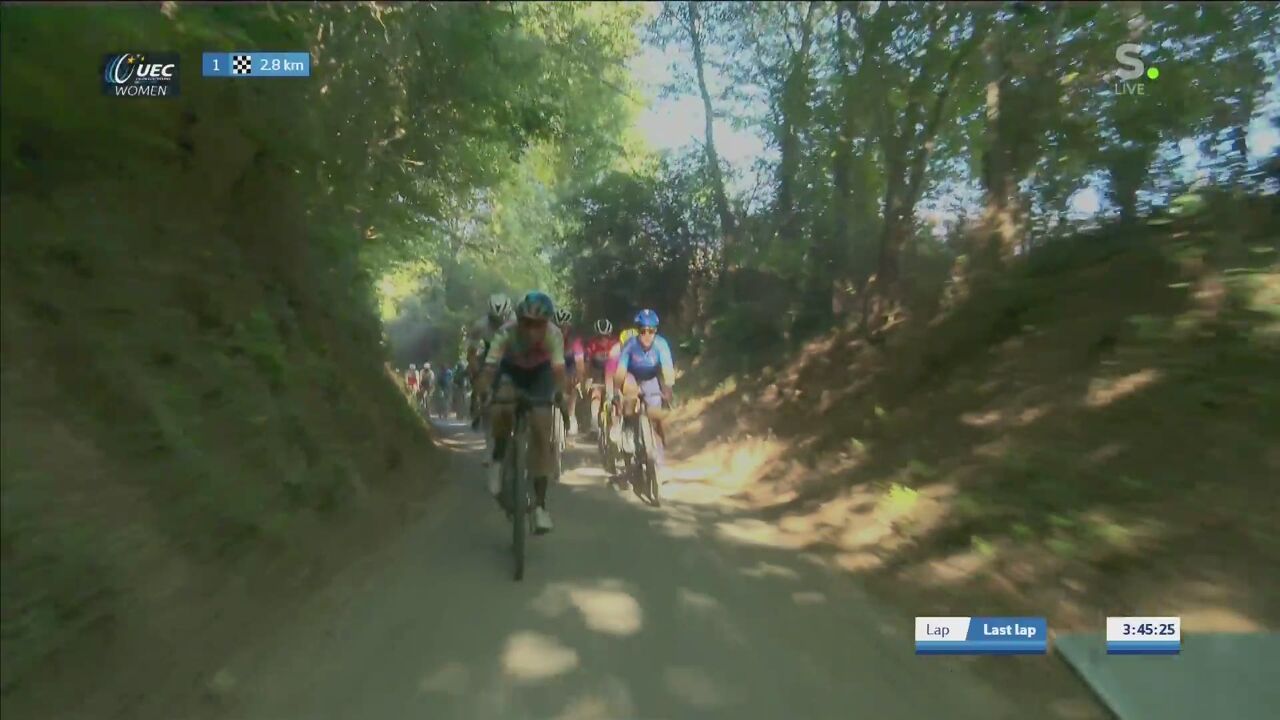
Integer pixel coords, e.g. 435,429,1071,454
552,401,566,480
616,393,663,507
587,382,618,476
489,389,559,581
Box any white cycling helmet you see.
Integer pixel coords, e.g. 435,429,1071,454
594,319,613,335
409,363,417,370
554,307,572,325
488,293,513,319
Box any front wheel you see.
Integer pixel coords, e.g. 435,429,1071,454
508,414,528,581
637,413,660,507
551,408,565,480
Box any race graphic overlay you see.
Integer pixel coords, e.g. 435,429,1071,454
1106,616,1181,655
232,54,253,75
101,52,180,97
203,52,311,79
915,616,1048,655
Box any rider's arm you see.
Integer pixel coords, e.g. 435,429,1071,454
548,326,568,398
612,340,632,390
476,330,509,396
657,337,676,389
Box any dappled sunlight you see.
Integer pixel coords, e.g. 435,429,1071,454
418,661,471,696
1084,368,1163,408
651,513,701,539
792,591,827,605
531,580,644,637
501,631,580,683
560,466,610,487
714,517,809,550
739,561,801,581
552,677,638,720
668,435,789,502
663,666,730,709
676,587,723,612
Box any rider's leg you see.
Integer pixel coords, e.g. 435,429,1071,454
637,377,667,464
489,374,515,495
528,406,553,507
565,373,578,434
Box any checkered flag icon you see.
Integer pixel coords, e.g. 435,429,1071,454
231,54,253,75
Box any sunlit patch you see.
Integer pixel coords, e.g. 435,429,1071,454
663,666,728,708
652,515,699,538
553,676,638,720
1085,368,1162,408
714,517,808,549
739,561,801,581
834,551,884,572
901,547,999,587
960,409,1003,427
501,631,580,682
792,591,827,605
677,587,722,611
532,580,643,637
418,661,470,696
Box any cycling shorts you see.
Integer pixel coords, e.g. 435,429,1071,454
499,359,555,400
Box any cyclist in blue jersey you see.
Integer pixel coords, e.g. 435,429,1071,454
612,309,675,465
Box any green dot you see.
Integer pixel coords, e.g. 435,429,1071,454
1146,67,1160,80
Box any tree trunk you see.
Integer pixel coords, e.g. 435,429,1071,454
775,1,819,246
978,30,1023,263
685,1,738,268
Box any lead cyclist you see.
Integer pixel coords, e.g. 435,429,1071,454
474,291,568,534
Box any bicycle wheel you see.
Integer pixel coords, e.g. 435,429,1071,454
638,413,660,506
508,412,528,581
550,408,564,480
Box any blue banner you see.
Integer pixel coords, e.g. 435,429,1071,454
915,616,1048,655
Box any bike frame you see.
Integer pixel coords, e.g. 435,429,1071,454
488,390,557,581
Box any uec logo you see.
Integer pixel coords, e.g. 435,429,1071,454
104,54,176,85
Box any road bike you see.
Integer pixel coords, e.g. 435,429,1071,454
490,390,560,581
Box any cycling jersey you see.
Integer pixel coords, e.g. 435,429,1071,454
585,335,616,368
441,369,454,386
468,316,503,355
484,320,566,370
406,373,418,388
617,335,675,385
564,332,584,375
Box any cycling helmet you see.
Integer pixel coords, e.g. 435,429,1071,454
594,319,613,335
634,309,659,329
554,307,572,325
515,291,555,321
488,293,513,319
409,363,417,369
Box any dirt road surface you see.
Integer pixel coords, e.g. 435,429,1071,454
204,420,1031,720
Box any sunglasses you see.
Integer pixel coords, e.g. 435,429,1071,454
638,328,657,336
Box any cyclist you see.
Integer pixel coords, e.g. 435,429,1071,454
612,310,675,465
604,327,639,450
421,362,436,411
554,307,585,436
475,291,568,534
405,363,419,402
468,294,514,435
452,361,469,418
439,364,455,416
583,319,617,436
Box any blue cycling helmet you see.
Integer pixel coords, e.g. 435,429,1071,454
516,291,555,321
634,309,659,329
